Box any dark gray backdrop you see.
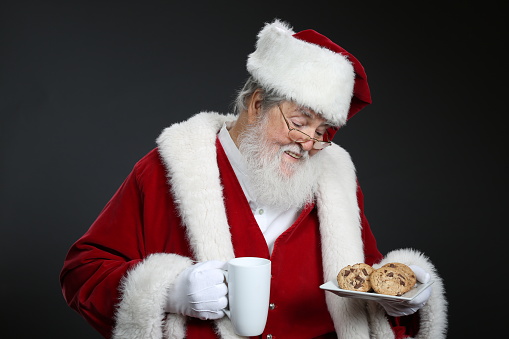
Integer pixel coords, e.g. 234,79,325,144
1,1,506,338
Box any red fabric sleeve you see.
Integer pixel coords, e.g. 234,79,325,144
60,166,145,337
357,183,382,266
59,149,190,338
356,183,420,339
389,314,421,339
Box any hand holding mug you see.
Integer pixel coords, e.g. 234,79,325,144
165,260,228,320
165,257,271,336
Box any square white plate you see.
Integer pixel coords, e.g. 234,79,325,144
320,279,434,302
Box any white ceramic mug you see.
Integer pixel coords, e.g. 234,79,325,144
222,257,271,336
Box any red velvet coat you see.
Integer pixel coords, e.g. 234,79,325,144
60,113,447,339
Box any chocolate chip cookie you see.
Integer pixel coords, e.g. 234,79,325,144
337,263,374,292
382,263,416,282
371,265,416,296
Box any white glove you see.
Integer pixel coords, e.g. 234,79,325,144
165,260,228,320
377,265,432,317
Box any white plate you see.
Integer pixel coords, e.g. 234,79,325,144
320,279,434,302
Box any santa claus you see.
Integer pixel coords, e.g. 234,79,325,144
60,19,447,339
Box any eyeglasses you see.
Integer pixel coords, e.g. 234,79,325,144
278,105,332,150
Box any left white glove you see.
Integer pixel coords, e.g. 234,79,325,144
165,260,228,320
376,265,432,317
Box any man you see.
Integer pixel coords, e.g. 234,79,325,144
60,20,447,338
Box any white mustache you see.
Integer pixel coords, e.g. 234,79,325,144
279,144,309,160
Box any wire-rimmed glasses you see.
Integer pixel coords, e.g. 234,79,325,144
278,105,332,150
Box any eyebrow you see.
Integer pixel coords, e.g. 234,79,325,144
295,107,331,128
296,107,313,118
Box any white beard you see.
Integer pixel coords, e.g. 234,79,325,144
238,115,324,210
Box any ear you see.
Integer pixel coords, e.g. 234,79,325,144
246,89,264,124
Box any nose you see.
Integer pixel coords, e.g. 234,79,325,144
299,139,314,151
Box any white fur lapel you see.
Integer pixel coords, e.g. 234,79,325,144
316,144,371,338
157,112,251,338
156,112,237,262
316,143,364,281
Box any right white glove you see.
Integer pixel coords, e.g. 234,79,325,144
165,260,228,320
377,265,432,317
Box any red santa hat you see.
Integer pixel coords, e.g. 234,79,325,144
247,19,371,128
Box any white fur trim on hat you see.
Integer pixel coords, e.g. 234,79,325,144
247,19,355,126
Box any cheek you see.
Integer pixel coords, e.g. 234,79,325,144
266,126,291,144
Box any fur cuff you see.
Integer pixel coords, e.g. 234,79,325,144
377,248,448,339
112,253,193,339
